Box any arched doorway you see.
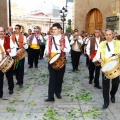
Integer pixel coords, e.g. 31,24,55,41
85,8,103,34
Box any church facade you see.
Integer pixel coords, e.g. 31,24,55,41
74,0,120,34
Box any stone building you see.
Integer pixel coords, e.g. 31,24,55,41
74,0,120,34
0,0,8,28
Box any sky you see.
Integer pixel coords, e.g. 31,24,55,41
11,0,66,14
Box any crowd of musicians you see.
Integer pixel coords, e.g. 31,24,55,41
0,23,120,109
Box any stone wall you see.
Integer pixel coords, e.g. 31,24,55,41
0,0,8,29
74,0,119,33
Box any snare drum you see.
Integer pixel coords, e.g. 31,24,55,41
101,60,120,80
14,48,26,61
49,53,66,70
0,56,14,73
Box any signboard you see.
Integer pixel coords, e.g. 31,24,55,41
106,16,119,30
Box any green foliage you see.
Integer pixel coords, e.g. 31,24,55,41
66,26,71,33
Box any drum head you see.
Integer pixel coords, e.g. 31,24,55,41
102,60,118,72
49,54,60,64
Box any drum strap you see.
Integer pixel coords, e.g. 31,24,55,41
53,37,58,50
106,43,110,51
106,43,116,57
15,37,19,48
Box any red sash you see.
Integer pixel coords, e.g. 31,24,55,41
90,50,97,60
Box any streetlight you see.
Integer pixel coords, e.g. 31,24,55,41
60,7,68,33
8,0,11,26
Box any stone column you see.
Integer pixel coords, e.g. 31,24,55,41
0,0,8,29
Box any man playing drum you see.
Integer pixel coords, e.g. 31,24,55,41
0,27,16,98
95,29,120,109
11,24,28,87
86,28,104,88
43,23,70,102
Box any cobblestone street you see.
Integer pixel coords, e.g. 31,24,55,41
0,54,120,120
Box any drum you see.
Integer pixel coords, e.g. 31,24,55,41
101,60,120,80
49,53,66,70
93,61,101,66
0,56,14,73
92,55,101,66
14,48,26,61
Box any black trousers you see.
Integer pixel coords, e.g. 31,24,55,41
86,54,89,66
48,64,65,99
88,60,101,86
29,48,40,67
26,46,30,64
15,58,25,85
0,66,14,97
102,74,119,104
71,50,81,70
40,45,45,59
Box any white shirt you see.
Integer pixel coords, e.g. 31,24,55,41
11,35,28,49
0,38,16,62
44,35,70,55
86,37,100,56
85,38,89,45
27,34,43,44
70,36,83,51
94,41,115,61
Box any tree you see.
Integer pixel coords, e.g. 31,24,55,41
66,19,72,33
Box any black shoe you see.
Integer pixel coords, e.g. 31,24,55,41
89,80,92,84
72,69,75,72
44,98,55,102
19,84,23,88
9,90,13,95
76,68,79,71
111,97,115,103
56,95,62,99
94,85,102,89
102,103,109,109
0,95,3,99
28,66,33,68
35,66,38,68
16,82,19,85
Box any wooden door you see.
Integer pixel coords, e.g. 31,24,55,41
85,9,103,34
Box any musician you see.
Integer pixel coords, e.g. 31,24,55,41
70,31,83,71
11,24,28,87
95,29,120,109
6,26,13,37
0,27,16,98
43,23,70,102
86,28,104,88
26,29,32,65
27,26,43,68
83,34,90,67
40,33,46,59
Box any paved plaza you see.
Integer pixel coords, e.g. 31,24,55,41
0,54,120,120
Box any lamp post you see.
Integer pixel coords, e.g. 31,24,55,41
60,7,68,33
8,0,11,26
